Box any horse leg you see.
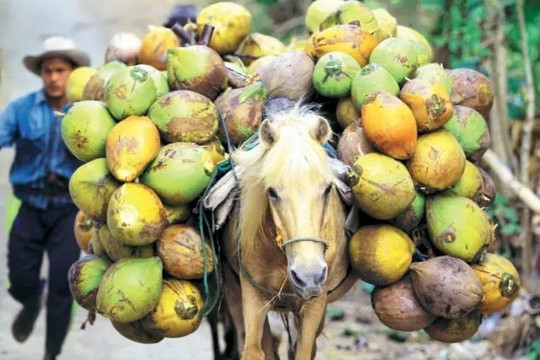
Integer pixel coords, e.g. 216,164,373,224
239,276,270,360
206,307,222,359
261,316,279,360
294,296,328,360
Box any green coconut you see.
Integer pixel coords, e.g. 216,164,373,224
369,37,421,84
69,158,122,222
83,61,126,101
389,189,426,233
312,51,361,98
147,90,219,144
351,63,399,107
96,257,163,323
139,142,216,206
349,152,416,220
111,320,164,344
107,183,168,246
98,225,155,261
426,194,492,263
443,105,491,162
68,254,112,311
443,160,483,200
105,65,157,120
136,64,170,97
415,63,453,96
61,100,117,162
167,45,228,100
305,0,345,34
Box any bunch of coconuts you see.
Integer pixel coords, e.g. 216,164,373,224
62,0,522,346
303,0,522,344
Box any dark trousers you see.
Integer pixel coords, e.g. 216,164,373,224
7,202,81,356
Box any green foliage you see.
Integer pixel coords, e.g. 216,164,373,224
528,338,540,360
486,193,522,236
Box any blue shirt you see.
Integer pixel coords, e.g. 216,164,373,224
0,90,81,209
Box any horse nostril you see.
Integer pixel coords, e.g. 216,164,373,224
318,265,328,285
289,268,306,287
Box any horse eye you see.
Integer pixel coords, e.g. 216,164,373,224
268,187,279,201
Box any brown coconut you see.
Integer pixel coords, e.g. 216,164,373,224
336,120,374,166
410,256,484,319
424,310,483,343
448,68,494,118
371,274,436,331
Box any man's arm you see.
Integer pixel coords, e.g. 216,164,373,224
0,102,17,149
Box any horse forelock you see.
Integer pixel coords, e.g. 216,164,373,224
232,106,336,247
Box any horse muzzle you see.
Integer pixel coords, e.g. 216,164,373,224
288,263,328,300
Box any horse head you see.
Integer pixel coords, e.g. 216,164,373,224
234,106,342,300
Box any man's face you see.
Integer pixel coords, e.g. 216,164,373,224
40,57,73,99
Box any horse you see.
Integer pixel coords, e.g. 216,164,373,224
220,105,358,360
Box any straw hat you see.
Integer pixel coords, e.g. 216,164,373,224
23,36,91,75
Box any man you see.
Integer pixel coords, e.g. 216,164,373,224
0,36,90,360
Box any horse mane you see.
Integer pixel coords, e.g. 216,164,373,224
231,104,336,247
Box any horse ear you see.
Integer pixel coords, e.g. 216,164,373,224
311,116,332,144
260,118,279,145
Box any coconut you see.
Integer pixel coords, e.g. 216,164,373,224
235,33,286,66
414,63,453,96
348,224,415,286
104,32,142,65
139,142,215,206
371,274,436,331
305,0,345,34
361,92,417,160
388,190,426,233
369,37,422,84
98,225,155,262
424,310,483,343
406,129,466,192
350,152,416,220
135,64,170,97
472,253,520,314
167,45,228,100
372,8,397,41
105,115,161,182
61,100,117,162
142,279,204,338
196,2,251,55
443,160,483,200
88,225,107,256
395,25,433,65
83,61,126,101
111,320,164,344
69,158,122,222
448,68,494,117
74,210,93,252
214,81,268,147
257,51,315,101
200,137,228,166
443,105,491,162
96,257,163,323
476,167,496,208
426,195,492,263
164,203,192,225
336,121,374,166
410,256,484,319
335,97,360,129
107,183,168,246
156,224,214,280
104,65,157,120
68,254,111,311
312,51,361,98
147,90,219,144
351,63,400,108
138,26,180,71
323,1,379,35
400,78,454,132
66,66,96,103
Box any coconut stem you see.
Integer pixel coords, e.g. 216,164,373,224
171,23,193,44
198,24,215,46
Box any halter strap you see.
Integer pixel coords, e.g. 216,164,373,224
280,236,329,251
